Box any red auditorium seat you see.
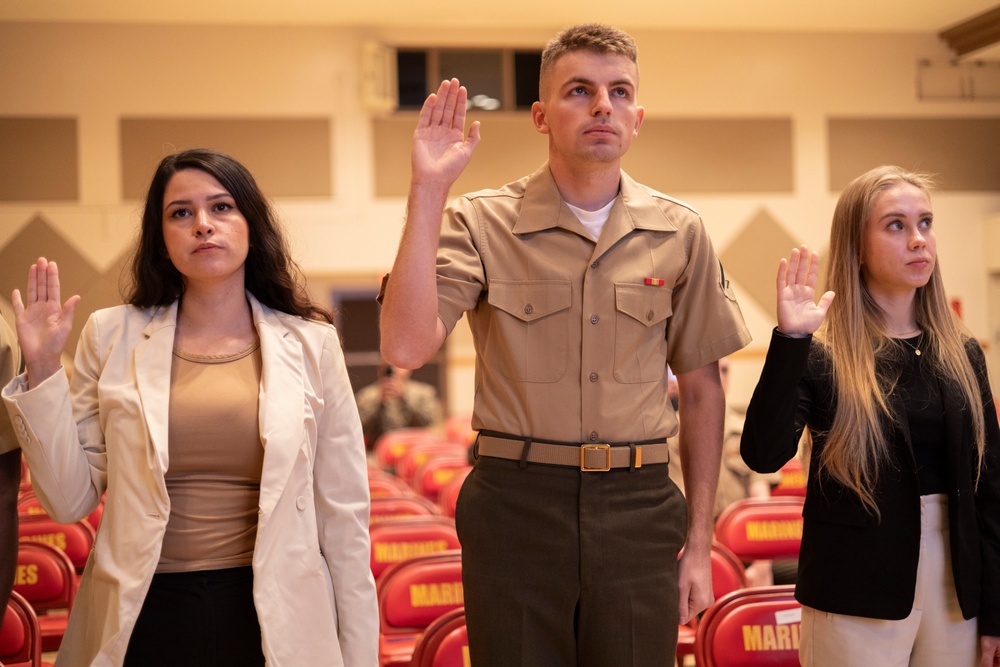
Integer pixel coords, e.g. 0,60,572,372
0,591,42,667
377,550,464,667
14,540,77,652
442,415,474,446
410,457,470,503
694,585,801,667
368,471,413,498
17,515,96,573
374,428,445,473
409,607,469,667
394,443,468,487
369,495,442,525
714,497,804,561
369,516,461,581
17,491,105,535
436,468,470,518
770,457,807,497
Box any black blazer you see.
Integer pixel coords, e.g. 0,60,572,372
741,330,1000,635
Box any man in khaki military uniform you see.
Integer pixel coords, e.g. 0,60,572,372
380,24,750,666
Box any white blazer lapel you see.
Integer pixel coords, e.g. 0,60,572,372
252,297,306,517
133,302,179,477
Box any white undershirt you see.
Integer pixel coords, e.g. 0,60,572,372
566,199,616,240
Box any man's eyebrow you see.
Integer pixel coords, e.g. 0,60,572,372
560,76,635,90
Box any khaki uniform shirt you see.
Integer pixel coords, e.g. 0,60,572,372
436,164,751,443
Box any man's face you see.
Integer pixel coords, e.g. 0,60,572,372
532,50,644,168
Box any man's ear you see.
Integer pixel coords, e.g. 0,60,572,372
633,105,645,137
531,101,550,135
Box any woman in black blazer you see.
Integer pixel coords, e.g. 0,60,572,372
741,165,1000,666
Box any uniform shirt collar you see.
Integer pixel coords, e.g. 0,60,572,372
513,162,679,237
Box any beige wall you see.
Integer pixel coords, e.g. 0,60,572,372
2,21,1000,415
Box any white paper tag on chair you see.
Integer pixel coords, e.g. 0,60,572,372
775,608,802,625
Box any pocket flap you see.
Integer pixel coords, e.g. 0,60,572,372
615,283,673,328
488,280,572,323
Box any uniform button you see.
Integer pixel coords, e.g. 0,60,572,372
589,431,599,441
589,372,598,382
591,261,599,269
524,304,533,315
590,315,599,324
646,310,654,321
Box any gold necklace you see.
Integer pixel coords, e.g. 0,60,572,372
898,335,922,356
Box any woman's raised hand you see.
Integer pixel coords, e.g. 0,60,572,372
11,258,81,388
776,245,835,338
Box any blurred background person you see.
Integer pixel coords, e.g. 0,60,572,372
355,362,442,448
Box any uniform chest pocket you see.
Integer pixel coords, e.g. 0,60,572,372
487,280,572,383
614,283,673,384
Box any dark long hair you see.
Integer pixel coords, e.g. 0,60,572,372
125,148,333,324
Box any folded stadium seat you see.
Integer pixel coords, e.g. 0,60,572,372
17,491,105,537
377,550,464,667
714,497,804,562
770,457,807,497
394,443,469,487
0,591,43,667
442,415,474,447
694,585,800,667
409,456,470,504
17,515,96,574
368,469,414,499
435,468,471,518
369,516,461,581
374,428,446,474
13,541,76,652
369,495,442,525
409,607,469,667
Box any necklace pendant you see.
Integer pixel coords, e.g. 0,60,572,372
914,349,921,356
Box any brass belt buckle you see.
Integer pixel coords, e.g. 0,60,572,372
580,444,611,472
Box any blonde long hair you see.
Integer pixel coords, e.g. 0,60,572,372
816,165,985,512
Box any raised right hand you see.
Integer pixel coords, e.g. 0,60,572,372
776,245,835,337
11,257,81,388
411,78,481,189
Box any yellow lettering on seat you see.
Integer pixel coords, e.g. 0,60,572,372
744,519,803,542
24,532,68,551
742,624,763,651
15,564,38,586
742,624,801,651
409,582,464,607
374,540,449,563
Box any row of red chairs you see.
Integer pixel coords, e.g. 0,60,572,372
377,546,801,667
369,427,805,666
368,428,471,666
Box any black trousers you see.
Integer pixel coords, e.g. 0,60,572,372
456,455,688,667
124,565,265,667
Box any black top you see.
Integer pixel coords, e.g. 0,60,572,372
893,335,947,495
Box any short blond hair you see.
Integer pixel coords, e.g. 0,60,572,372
539,24,638,97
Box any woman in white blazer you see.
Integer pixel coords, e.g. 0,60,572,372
2,149,379,666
